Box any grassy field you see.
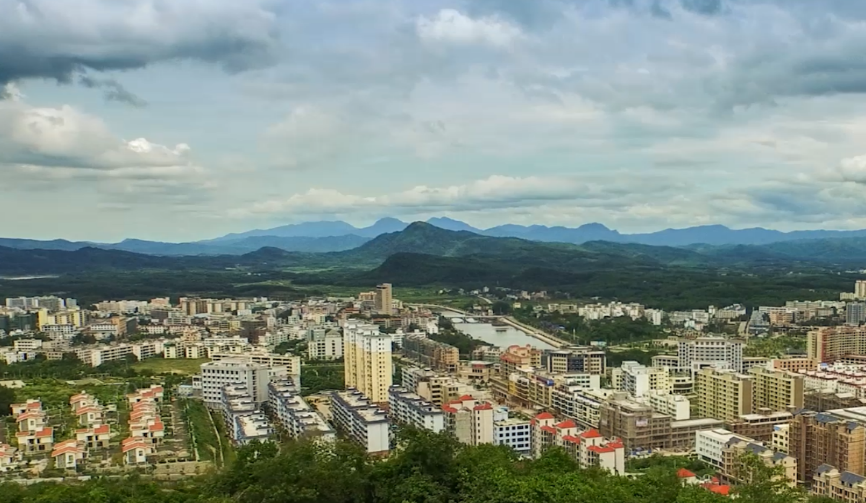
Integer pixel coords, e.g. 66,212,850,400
132,358,209,375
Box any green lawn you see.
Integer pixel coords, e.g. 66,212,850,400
132,358,209,375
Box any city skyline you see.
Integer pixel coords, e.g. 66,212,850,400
4,0,866,242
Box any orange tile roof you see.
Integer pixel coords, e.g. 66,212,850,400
587,445,615,454
148,422,165,432
561,435,581,444
580,429,602,439
677,468,696,478
702,483,731,496
534,412,554,420
606,441,624,449
555,420,576,429
458,395,475,401
36,427,53,438
473,403,493,411
540,425,556,434
16,411,44,422
94,424,110,435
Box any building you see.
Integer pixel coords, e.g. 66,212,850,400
530,413,625,473
678,337,745,373
267,379,335,441
647,392,690,420
401,334,459,373
808,326,866,363
200,359,271,406
343,323,393,403
812,465,866,502
494,416,532,456
541,347,606,375
727,411,793,443
722,436,797,486
388,386,445,433
210,350,301,378
552,387,619,429
219,383,273,445
307,329,343,360
442,395,495,446
695,368,753,422
330,389,389,455
789,410,866,483
401,366,460,407
848,303,866,326
610,361,672,397
749,366,804,411
375,283,393,315
51,439,86,470
772,357,817,373
857,280,866,300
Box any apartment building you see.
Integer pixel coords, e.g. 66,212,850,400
808,326,866,363
806,391,866,412
651,355,680,369
541,347,606,375
401,334,459,373
330,389,389,455
610,361,672,397
552,387,619,429
401,366,460,407
307,329,343,360
494,417,532,456
749,367,804,411
695,368,754,422
789,410,866,483
267,379,335,441
500,345,541,375
200,359,271,406
442,395,495,446
678,337,745,373
772,357,817,373
211,350,301,378
219,383,273,445
531,413,625,473
343,323,393,403
727,411,793,443
647,392,690,420
812,465,866,503
388,386,445,433
697,429,796,485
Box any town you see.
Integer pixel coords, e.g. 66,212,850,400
0,280,865,500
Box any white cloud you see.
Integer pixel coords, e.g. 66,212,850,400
416,9,523,47
839,155,866,184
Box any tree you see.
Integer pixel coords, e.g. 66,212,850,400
0,386,15,416
492,300,512,315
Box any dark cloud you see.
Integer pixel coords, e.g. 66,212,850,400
0,0,279,100
78,75,146,107
680,0,722,15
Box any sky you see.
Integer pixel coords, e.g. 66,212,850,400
4,0,866,242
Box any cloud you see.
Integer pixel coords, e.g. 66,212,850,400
0,0,279,97
416,9,523,47
838,155,866,184
78,75,147,107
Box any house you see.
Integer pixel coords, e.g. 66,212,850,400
677,468,699,485
0,444,18,471
76,424,111,449
10,399,42,417
121,437,153,464
127,385,164,405
130,419,165,443
75,405,104,427
16,410,46,432
69,392,97,411
16,427,53,454
51,440,86,469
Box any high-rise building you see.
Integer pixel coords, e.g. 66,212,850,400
848,303,866,326
678,337,745,373
609,361,672,397
200,359,271,406
343,322,393,403
856,280,866,300
749,367,804,412
789,410,866,483
374,283,393,315
540,347,606,375
442,395,494,446
808,326,866,363
695,368,754,422
401,334,459,372
388,386,445,433
330,389,389,455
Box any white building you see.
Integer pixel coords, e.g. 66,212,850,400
13,339,43,352
388,386,445,433
200,359,271,406
646,392,690,420
696,428,742,468
678,337,745,373
330,389,390,455
307,329,343,360
211,350,301,381
267,379,335,441
493,415,532,456
610,361,671,397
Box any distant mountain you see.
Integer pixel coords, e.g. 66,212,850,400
355,218,408,237
425,217,482,233
208,220,360,242
0,238,93,252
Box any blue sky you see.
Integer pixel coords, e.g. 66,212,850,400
3,0,866,242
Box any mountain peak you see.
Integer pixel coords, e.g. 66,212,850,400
577,223,612,232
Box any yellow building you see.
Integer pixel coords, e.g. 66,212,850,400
343,322,393,403
748,367,804,412
37,308,85,330
808,327,866,363
695,368,754,422
374,283,393,315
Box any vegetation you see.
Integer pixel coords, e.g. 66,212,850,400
744,336,807,358
130,357,210,375
180,398,221,464
626,454,715,476
0,428,826,503
606,348,662,367
300,364,345,396
515,309,667,346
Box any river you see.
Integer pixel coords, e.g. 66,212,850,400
439,311,556,350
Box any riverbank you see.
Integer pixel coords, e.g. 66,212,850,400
412,304,565,349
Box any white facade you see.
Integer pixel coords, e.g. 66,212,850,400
388,386,445,433
201,359,271,406
330,389,390,455
647,392,690,420
267,379,335,440
678,337,745,373
493,417,532,455
695,428,740,468
307,329,344,360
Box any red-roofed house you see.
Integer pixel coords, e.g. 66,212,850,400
76,424,111,449
122,437,153,464
16,410,46,432
75,405,105,427
531,412,557,457
17,427,53,454
530,414,624,474
702,482,731,496
10,400,41,418
677,468,698,484
51,439,85,469
441,396,495,445
69,392,96,412
0,443,17,471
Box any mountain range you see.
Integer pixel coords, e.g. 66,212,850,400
6,217,866,257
